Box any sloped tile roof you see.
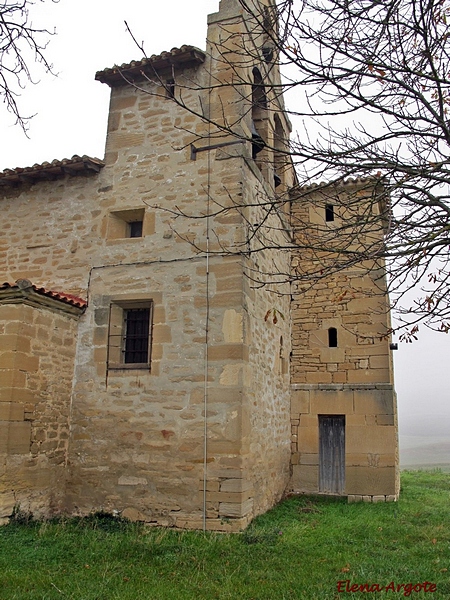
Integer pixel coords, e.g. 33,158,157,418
0,155,104,187
291,175,385,194
0,280,87,310
96,45,206,87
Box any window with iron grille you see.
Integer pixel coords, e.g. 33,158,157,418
107,301,153,369
124,307,150,363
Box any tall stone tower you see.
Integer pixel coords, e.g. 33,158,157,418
289,180,399,501
0,0,398,529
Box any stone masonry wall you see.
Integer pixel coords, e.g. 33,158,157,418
290,185,399,500
0,301,78,520
0,0,297,529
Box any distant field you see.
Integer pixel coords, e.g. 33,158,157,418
400,435,450,471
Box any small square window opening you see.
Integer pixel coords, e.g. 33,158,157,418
128,220,143,238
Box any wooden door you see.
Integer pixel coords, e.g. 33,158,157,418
319,415,345,494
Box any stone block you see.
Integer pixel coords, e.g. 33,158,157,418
372,495,386,503
345,453,395,468
207,490,252,503
0,305,25,321
346,414,365,426
291,390,310,415
118,476,148,486
319,348,345,363
207,344,245,361
299,414,317,428
219,364,242,386
299,453,318,465
347,369,389,384
348,495,363,503
345,466,398,496
290,464,318,493
297,427,319,454
216,276,242,293
207,440,243,455
310,389,353,415
0,402,24,421
0,491,16,518
198,480,220,492
346,425,397,455
220,478,253,493
353,389,395,415
0,421,31,453
152,325,172,344
222,310,243,343
377,414,394,426
369,355,390,370
110,132,145,150
304,371,332,384
122,507,152,522
205,388,241,405
1,352,39,372
110,94,137,111
219,498,253,518
143,211,156,236
175,515,249,532
332,372,348,384
1,335,30,353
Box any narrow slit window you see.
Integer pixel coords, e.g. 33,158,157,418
165,79,175,99
328,327,338,348
325,204,335,222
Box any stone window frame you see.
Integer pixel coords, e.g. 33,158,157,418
107,299,154,370
106,208,146,240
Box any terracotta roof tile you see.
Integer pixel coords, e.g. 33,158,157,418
96,45,206,87
0,281,87,309
0,155,104,187
291,175,385,194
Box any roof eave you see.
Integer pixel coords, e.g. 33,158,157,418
0,281,87,316
96,46,206,87
0,155,105,187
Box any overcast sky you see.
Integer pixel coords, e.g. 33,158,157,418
1,0,448,440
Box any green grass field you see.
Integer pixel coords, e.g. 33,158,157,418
1,470,449,599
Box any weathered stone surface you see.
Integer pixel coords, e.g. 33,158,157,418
0,0,398,529
122,507,152,522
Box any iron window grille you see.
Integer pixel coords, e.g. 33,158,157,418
123,307,150,363
107,301,153,369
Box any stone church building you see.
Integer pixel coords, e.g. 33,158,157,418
0,0,399,530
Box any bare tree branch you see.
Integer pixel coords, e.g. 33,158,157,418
0,0,56,131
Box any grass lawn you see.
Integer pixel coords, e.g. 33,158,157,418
1,470,449,599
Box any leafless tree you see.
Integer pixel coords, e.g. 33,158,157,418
126,0,450,337
0,0,55,131
271,0,450,338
